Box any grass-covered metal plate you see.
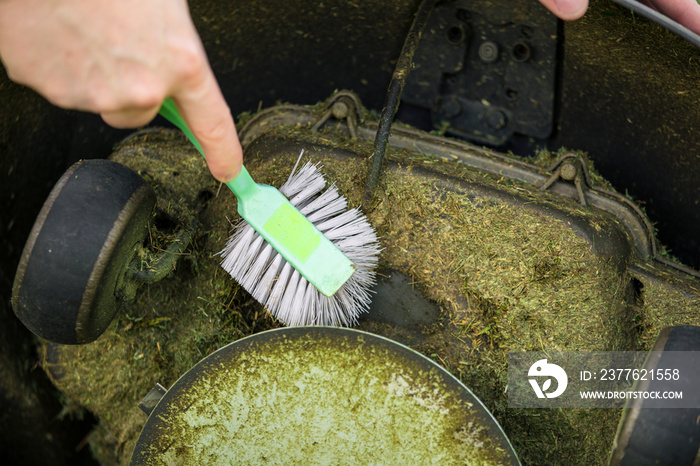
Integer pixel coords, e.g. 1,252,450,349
130,327,519,465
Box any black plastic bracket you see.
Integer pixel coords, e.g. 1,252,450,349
402,0,558,146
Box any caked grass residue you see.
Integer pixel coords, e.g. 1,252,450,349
243,127,638,464
40,126,699,466
238,125,699,464
135,329,515,465
629,262,700,350
40,130,280,464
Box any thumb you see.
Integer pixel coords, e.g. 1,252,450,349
172,65,243,183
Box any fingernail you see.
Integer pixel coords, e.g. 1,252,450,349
555,0,588,19
221,167,241,183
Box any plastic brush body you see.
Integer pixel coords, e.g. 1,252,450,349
158,98,356,296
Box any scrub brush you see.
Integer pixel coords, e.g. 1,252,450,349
158,100,380,326
220,153,380,326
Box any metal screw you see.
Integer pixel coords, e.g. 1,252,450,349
478,41,499,63
560,162,577,181
540,153,592,206
331,100,350,119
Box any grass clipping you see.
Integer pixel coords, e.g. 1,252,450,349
38,127,699,466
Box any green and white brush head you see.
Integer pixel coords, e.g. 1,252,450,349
220,156,381,326
158,99,379,325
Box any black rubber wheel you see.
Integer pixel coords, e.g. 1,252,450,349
12,159,156,344
609,325,700,466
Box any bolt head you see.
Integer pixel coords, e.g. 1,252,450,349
478,41,499,63
331,101,350,119
560,163,578,181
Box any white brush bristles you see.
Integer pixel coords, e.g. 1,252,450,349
219,158,380,326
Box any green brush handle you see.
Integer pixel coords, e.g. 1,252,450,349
158,98,255,198
157,98,356,296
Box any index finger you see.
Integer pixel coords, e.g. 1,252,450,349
172,61,243,183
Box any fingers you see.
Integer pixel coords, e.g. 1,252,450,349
0,0,242,185
539,0,589,20
172,61,243,183
646,0,700,35
101,104,161,128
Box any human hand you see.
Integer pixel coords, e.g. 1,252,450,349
539,0,700,36
641,0,700,34
538,0,589,20
0,0,242,182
